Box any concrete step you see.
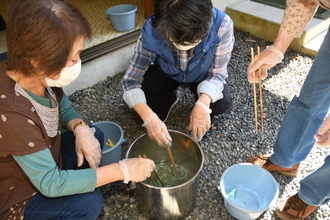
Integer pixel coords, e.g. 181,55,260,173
303,29,326,52
225,0,330,56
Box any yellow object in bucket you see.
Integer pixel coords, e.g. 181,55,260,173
106,138,114,147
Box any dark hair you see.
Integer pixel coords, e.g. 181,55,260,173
6,0,92,77
152,0,213,46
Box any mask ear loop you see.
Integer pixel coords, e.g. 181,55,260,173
46,87,58,108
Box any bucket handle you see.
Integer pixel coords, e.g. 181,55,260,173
105,13,111,20
216,180,236,200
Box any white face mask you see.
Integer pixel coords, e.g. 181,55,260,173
45,60,81,87
172,40,201,51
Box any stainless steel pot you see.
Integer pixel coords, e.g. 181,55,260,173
126,130,204,220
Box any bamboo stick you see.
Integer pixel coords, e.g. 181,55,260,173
251,48,258,134
166,147,178,172
257,46,264,132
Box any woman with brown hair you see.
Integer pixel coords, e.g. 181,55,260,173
0,0,155,219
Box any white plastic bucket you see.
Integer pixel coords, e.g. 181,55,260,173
106,4,137,32
92,121,126,165
218,163,279,220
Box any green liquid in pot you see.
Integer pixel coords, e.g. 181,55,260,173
143,162,195,187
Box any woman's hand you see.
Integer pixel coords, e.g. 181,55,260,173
142,112,172,147
189,101,212,141
74,127,102,168
119,158,156,183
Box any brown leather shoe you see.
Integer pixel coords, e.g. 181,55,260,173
276,193,318,220
247,154,300,177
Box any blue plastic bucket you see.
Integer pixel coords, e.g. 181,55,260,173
106,4,137,32
218,163,279,220
92,121,126,165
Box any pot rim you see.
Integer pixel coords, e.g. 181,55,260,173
125,129,205,189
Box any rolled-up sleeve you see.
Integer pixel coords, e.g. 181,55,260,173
122,88,146,108
121,34,155,108
279,0,319,38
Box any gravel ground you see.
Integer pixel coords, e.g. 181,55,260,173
69,29,330,220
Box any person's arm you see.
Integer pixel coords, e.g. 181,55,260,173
59,92,101,168
13,148,96,197
121,35,172,147
247,0,318,82
60,93,90,132
272,0,318,53
133,102,154,122
197,15,234,106
13,148,155,196
279,0,318,41
60,93,84,131
272,34,294,55
188,14,234,141
121,34,155,109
